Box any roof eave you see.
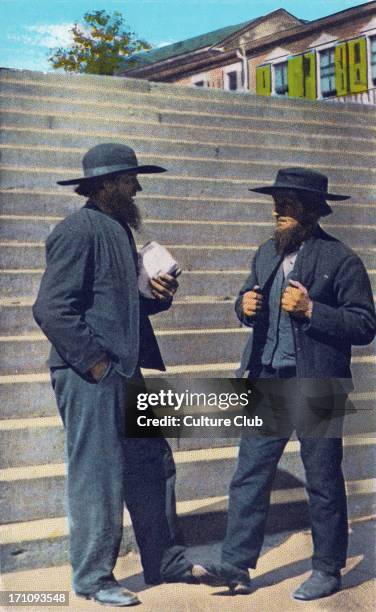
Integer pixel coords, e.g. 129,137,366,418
240,0,376,55
117,46,236,79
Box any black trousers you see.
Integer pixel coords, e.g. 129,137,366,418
51,364,190,594
221,367,348,574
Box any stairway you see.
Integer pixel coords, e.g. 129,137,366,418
0,68,375,572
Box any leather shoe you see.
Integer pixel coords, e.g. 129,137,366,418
228,575,253,595
162,564,205,584
293,570,341,601
77,584,140,606
192,562,227,587
193,562,252,594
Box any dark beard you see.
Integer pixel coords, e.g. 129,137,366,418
98,192,142,230
115,198,142,231
274,223,313,256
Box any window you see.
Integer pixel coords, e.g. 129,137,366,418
191,73,208,88
371,36,376,86
320,48,336,97
227,71,238,91
274,62,288,95
223,64,242,91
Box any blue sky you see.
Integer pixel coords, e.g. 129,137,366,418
1,0,371,72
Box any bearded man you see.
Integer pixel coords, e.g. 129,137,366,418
33,143,203,606
198,167,376,600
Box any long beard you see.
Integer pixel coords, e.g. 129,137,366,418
99,192,142,230
274,223,313,256
116,198,142,230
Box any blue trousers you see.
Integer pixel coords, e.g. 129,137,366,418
221,370,348,574
51,364,190,594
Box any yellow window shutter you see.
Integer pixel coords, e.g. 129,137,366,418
348,37,368,93
335,43,348,96
303,52,316,99
256,65,271,96
288,55,304,98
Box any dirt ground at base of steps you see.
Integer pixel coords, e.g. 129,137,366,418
1,519,375,612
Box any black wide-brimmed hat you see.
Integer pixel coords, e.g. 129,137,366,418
249,167,350,216
57,143,166,186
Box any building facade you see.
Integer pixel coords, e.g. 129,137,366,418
118,1,376,105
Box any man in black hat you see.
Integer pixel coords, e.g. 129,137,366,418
199,167,376,600
33,143,203,606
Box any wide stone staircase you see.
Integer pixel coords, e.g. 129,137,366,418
0,68,375,572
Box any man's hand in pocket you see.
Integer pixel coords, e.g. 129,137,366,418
90,356,110,381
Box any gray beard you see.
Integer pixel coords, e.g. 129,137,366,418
274,224,313,256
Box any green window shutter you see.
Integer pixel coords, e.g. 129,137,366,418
256,65,271,96
288,55,304,98
303,52,316,99
348,37,368,93
335,43,349,96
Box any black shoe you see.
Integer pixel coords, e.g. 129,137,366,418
293,570,341,601
192,563,227,587
227,575,252,595
193,563,252,594
77,584,140,606
163,564,204,584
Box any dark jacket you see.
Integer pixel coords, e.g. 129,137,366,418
236,226,376,379
33,201,170,377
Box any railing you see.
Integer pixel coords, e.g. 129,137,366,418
325,87,376,105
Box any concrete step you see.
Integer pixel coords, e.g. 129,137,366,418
1,446,238,521
1,168,375,204
0,364,238,416
0,269,248,298
1,377,375,469
1,146,375,188
0,241,259,270
1,216,376,250
1,266,376,301
3,110,376,155
0,68,154,92
1,452,374,571
1,240,375,274
0,420,65,471
2,487,374,574
142,77,376,121
2,127,376,171
0,363,243,419
1,189,376,227
0,215,275,246
2,76,376,127
0,375,56,419
0,296,237,335
0,329,252,375
1,329,375,376
2,92,375,143
1,438,374,522
2,68,375,122
0,358,374,419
